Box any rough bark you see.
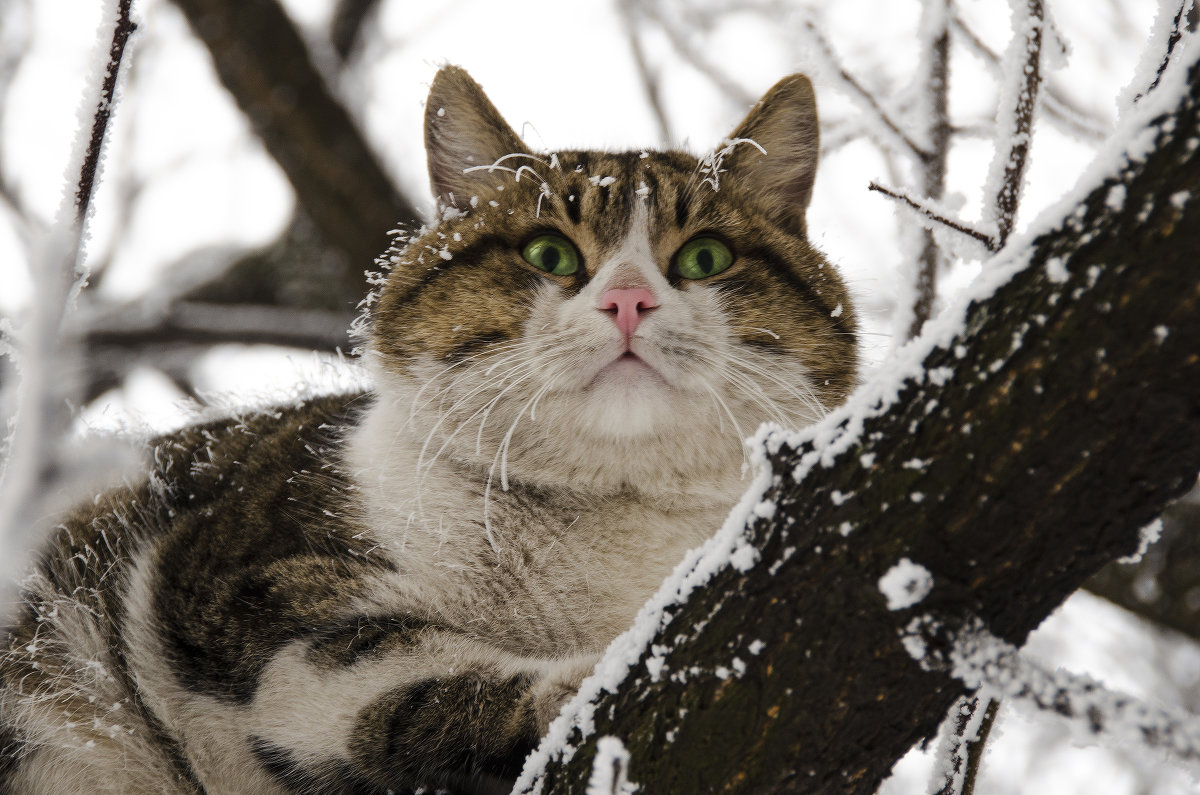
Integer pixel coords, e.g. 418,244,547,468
524,52,1200,795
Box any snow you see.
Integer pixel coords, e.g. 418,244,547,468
586,736,637,795
947,621,1200,774
1117,518,1162,565
878,558,934,610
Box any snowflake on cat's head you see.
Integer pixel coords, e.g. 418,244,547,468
698,137,766,192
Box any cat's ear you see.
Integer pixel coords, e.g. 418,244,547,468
425,66,529,208
719,74,820,237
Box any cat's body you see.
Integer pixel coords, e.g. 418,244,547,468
1,68,857,793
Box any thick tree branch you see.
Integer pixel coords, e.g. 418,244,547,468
168,0,419,306
520,49,1200,794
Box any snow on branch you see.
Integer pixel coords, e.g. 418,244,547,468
1135,0,1197,104
929,695,999,795
919,621,1200,772
950,11,1109,142
0,0,137,595
984,0,1045,248
868,181,998,254
796,19,931,160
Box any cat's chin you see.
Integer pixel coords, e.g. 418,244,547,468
588,353,667,388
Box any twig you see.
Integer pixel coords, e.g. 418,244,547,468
798,19,931,161
330,0,380,63
75,0,136,227
939,623,1200,767
951,12,1108,142
931,695,1000,795
1136,0,1197,102
620,2,674,147
907,0,952,340
638,1,756,108
985,0,1045,248
869,182,998,251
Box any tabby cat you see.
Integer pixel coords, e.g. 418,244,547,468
0,67,857,793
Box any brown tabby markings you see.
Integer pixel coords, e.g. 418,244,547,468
1,65,858,795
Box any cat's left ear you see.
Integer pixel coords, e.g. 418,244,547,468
425,66,530,209
719,74,820,237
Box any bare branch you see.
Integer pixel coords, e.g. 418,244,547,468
168,0,420,303
637,1,756,108
85,301,352,354
798,19,931,161
330,0,380,63
986,0,1045,248
868,181,998,251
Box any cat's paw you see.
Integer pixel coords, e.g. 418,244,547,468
531,655,601,735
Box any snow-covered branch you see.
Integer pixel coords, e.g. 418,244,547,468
0,0,137,594
519,44,1200,794
797,19,930,160
939,623,1200,770
984,0,1045,247
868,181,997,253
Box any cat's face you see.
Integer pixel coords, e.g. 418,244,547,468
366,68,857,498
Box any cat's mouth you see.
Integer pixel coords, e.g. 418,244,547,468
586,349,667,389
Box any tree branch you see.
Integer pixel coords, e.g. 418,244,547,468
868,181,998,251
951,12,1109,142
518,48,1200,794
908,0,952,339
798,19,931,161
987,0,1045,248
168,0,419,305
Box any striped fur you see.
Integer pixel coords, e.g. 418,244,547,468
1,67,857,793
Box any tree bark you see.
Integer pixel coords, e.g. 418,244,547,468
522,52,1200,795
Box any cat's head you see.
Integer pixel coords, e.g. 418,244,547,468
366,66,857,499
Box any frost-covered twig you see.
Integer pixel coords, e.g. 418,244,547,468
929,695,998,795
984,0,1045,248
1135,0,1197,103
0,0,137,593
951,12,1109,142
798,19,930,160
75,0,136,228
868,182,998,252
905,0,952,339
940,623,1200,769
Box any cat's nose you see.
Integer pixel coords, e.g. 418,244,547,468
599,288,659,339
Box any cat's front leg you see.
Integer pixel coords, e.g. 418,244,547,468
243,619,599,795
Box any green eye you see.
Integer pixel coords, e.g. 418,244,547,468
521,235,580,276
675,237,734,280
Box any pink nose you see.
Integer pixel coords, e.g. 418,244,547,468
599,288,659,339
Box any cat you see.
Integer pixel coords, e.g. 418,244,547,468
0,66,857,794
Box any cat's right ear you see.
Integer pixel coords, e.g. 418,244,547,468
718,74,820,238
425,66,529,209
